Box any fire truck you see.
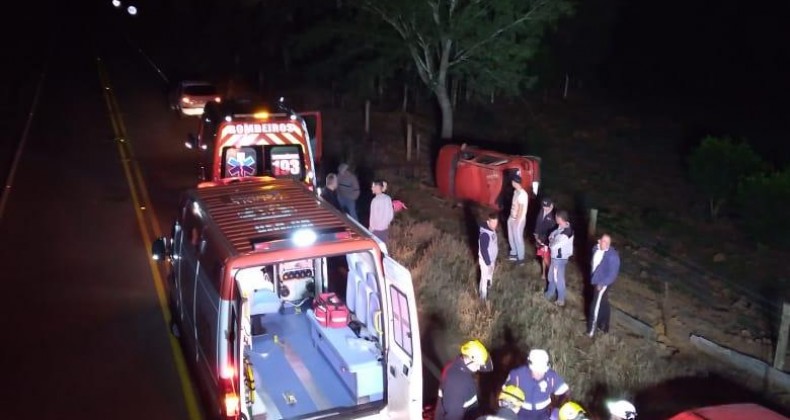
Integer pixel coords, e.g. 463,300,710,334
152,177,423,420
185,98,323,188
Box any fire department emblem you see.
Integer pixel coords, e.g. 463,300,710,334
539,380,548,392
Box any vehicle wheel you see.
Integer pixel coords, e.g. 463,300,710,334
170,316,181,338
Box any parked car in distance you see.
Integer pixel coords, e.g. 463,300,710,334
169,81,221,117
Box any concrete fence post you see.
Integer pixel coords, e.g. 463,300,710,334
406,120,413,161
364,100,371,135
588,208,598,238
773,302,790,370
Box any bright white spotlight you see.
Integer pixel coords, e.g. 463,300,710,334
112,0,122,8
127,5,137,15
292,229,317,247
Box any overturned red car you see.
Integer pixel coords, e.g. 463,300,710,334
668,403,788,419
435,143,541,210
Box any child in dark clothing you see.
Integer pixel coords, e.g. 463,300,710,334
478,213,499,300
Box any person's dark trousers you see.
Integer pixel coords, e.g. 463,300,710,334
588,285,610,336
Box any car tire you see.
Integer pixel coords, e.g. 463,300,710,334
169,297,182,339
170,316,181,338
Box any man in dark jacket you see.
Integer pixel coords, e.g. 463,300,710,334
545,211,574,307
337,163,360,220
588,234,620,337
321,173,342,211
533,198,556,282
478,213,499,300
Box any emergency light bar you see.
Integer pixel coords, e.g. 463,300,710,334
250,227,355,252
229,111,291,120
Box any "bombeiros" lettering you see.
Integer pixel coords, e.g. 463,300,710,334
223,122,300,135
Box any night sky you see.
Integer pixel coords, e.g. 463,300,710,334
4,0,790,161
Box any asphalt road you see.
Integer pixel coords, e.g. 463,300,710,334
1,7,203,420
1,3,451,419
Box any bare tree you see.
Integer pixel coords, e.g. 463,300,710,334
354,0,573,139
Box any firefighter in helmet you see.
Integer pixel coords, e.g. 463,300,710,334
558,401,590,420
607,400,637,420
435,339,494,420
476,385,527,420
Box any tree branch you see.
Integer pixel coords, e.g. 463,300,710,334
450,0,548,66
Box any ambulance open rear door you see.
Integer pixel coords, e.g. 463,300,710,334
383,256,423,419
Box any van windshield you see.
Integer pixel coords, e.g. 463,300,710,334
233,250,386,418
184,84,217,96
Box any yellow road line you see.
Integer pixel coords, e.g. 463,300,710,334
96,57,203,420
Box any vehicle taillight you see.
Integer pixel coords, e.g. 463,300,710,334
182,96,191,104
221,371,240,418
215,96,222,103
224,392,240,418
221,364,235,379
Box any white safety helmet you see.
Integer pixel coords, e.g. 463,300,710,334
528,349,550,374
607,400,637,420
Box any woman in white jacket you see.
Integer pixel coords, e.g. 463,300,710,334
369,179,394,243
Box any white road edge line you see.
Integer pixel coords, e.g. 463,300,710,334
0,61,49,221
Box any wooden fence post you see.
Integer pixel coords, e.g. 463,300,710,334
416,132,421,160
406,120,413,161
588,208,598,238
773,302,790,370
364,100,371,135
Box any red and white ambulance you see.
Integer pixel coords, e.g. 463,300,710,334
186,99,323,188
152,178,422,420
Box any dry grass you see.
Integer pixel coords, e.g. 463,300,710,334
388,218,704,409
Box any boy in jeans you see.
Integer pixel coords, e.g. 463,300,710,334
479,213,499,300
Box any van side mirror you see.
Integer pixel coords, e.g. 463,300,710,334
185,133,203,150
151,237,171,261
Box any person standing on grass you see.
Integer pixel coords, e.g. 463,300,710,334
321,173,342,211
507,172,529,266
588,234,620,338
533,197,557,282
337,163,360,220
369,179,394,243
544,211,574,307
478,213,499,300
